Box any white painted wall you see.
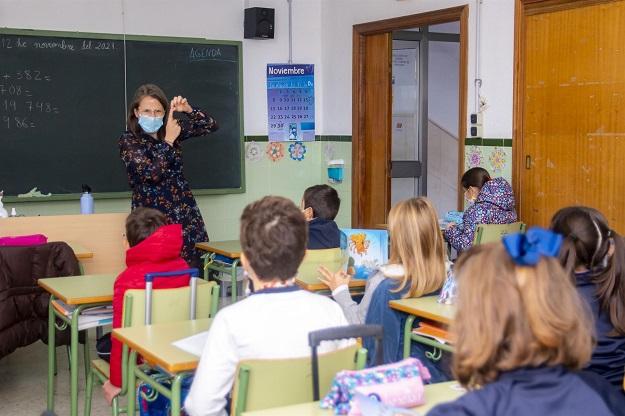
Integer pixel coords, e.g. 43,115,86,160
321,0,516,138
0,0,323,136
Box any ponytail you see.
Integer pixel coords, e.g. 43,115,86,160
594,233,625,336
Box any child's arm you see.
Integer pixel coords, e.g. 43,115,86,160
184,314,237,416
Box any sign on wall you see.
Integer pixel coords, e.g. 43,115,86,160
266,64,315,142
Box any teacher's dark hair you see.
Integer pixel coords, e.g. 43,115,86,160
127,84,169,140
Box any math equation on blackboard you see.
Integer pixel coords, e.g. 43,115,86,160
266,64,315,142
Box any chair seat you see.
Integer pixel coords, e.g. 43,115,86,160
91,358,110,379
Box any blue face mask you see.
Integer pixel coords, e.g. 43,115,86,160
138,115,163,133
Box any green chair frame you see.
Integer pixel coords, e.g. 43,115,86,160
473,222,527,245
83,275,219,416
230,346,366,416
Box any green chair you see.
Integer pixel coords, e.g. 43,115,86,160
296,248,347,287
473,222,527,245
84,269,219,416
230,345,366,416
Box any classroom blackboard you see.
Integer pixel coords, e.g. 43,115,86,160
0,29,243,200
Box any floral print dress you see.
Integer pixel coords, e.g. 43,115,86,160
119,108,218,267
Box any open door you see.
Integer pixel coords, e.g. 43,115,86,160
352,32,392,228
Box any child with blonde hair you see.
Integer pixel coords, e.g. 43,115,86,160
428,228,625,415
321,197,448,378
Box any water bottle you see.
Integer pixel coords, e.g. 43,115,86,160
80,184,94,214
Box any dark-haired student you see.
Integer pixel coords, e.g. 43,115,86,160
551,206,625,389
301,184,341,249
185,196,351,416
444,167,517,252
102,207,189,404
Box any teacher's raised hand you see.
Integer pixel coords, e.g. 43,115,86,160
170,95,193,113
164,107,181,146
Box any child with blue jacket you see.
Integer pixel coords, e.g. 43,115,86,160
428,229,625,416
551,206,625,389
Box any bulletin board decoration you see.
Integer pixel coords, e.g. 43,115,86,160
266,142,285,162
266,64,315,142
288,142,306,161
245,141,263,162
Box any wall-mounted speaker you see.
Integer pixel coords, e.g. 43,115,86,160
244,7,275,39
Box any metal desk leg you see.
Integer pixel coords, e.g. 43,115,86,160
127,350,138,416
46,297,57,413
171,374,184,416
403,315,416,359
230,259,240,301
70,308,81,416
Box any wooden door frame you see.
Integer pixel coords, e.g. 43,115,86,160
512,0,616,220
352,5,469,227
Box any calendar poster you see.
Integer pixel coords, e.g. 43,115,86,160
267,64,315,142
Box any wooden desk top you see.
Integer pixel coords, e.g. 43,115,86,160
196,240,242,259
65,241,94,259
38,274,116,305
295,278,366,292
389,295,456,325
113,318,212,373
241,381,464,415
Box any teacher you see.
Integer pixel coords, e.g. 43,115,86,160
119,84,218,268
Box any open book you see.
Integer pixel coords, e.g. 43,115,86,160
340,228,389,280
171,331,209,357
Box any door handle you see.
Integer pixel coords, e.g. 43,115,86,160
525,155,531,169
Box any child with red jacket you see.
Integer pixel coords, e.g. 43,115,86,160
102,207,189,403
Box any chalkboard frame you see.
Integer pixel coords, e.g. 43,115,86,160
0,28,245,203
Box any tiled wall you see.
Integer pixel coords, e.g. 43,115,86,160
7,139,353,242
464,138,513,182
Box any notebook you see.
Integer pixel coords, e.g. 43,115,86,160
340,228,389,280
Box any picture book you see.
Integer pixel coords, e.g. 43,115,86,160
340,228,389,280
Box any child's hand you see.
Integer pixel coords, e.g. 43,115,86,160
102,380,122,405
318,266,351,291
445,222,456,230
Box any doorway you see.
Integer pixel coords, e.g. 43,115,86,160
514,0,625,233
352,6,468,228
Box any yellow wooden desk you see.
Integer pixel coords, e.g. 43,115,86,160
196,240,242,301
295,277,366,292
65,241,94,259
389,296,456,358
241,381,464,415
113,318,212,416
38,273,116,416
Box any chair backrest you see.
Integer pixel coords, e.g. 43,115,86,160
117,270,218,395
230,344,365,416
309,324,383,401
296,248,346,286
473,222,526,245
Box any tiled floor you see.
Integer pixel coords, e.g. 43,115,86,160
0,333,117,416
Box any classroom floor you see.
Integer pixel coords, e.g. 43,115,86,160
0,331,116,416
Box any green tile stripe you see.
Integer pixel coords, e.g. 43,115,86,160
244,135,352,142
464,138,512,147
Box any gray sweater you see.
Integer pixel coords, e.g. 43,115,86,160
331,264,405,325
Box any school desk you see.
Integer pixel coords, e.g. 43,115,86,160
389,295,456,357
38,273,116,416
196,240,242,301
240,381,464,415
295,277,367,293
113,318,212,416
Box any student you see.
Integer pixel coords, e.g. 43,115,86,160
550,206,625,388
184,196,350,416
319,197,447,326
427,229,625,416
102,207,189,403
301,184,341,249
444,167,517,252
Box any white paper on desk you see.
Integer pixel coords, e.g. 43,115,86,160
172,331,209,357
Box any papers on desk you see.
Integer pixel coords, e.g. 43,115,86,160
172,331,209,357
51,300,113,331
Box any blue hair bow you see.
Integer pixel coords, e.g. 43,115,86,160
502,227,563,266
